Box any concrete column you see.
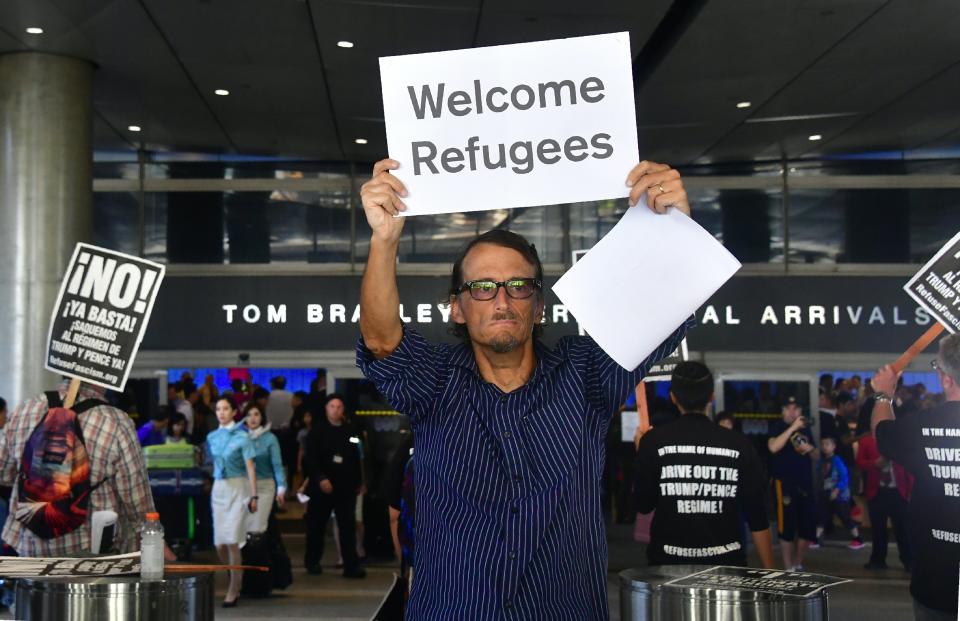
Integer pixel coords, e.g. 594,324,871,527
0,52,94,403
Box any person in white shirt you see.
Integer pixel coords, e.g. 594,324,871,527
265,376,294,430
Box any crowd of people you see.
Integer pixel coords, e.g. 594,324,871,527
0,371,369,610
135,373,370,606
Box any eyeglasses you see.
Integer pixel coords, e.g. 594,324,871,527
457,278,542,301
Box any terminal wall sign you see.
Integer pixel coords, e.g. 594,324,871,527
904,230,960,333
141,275,938,354
379,32,639,216
663,566,852,598
45,244,165,391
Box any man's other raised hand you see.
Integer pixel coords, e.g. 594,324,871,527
360,159,408,243
626,161,690,216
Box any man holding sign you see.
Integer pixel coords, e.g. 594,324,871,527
357,157,692,620
872,338,960,620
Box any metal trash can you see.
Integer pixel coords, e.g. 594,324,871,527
14,573,214,620
620,566,831,621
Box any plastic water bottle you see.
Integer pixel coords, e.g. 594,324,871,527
140,512,164,580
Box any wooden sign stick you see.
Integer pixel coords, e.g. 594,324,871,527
63,378,81,409
165,564,269,573
891,323,945,373
636,382,650,434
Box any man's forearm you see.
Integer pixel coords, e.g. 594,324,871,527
767,428,793,454
871,399,895,435
751,528,775,568
360,236,403,358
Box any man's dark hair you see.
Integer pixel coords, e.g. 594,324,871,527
271,376,287,390
0,396,6,412
714,410,740,431
447,229,545,342
835,391,854,407
151,405,173,422
323,392,346,409
253,387,269,401
182,382,197,398
669,361,714,413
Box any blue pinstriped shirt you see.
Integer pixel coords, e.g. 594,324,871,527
357,321,691,620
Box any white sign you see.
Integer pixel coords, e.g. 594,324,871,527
621,410,640,443
45,244,165,392
553,204,741,370
379,32,639,216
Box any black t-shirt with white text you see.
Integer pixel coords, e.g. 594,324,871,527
635,414,769,566
876,401,960,613
768,419,815,493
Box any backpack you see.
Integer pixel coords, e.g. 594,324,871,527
15,391,107,539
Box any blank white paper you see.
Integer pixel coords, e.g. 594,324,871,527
552,204,741,369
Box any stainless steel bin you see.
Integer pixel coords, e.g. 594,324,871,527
620,566,830,621
14,572,214,620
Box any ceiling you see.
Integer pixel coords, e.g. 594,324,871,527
1,0,959,166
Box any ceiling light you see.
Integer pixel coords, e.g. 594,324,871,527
214,89,230,96
128,125,142,132
736,101,751,109
337,41,354,49
354,138,368,145
25,27,43,34
808,134,822,141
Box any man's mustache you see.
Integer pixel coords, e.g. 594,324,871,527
491,311,518,322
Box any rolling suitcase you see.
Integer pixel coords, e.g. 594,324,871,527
240,531,273,597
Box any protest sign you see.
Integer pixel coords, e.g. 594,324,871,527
904,230,960,334
880,230,960,373
0,553,139,578
663,566,851,598
379,32,639,216
45,244,165,392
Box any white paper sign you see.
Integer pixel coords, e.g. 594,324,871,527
45,244,165,392
621,410,640,443
552,205,741,370
379,32,639,216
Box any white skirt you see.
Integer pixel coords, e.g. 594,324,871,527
244,478,276,535
211,477,249,546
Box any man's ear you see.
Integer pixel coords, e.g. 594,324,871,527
450,294,465,325
535,298,545,324
943,372,956,393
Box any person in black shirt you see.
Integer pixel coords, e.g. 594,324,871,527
768,396,818,571
635,362,774,568
872,333,960,620
302,394,366,579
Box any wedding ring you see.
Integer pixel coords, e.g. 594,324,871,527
657,183,666,194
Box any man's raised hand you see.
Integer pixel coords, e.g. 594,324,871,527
626,161,690,216
360,159,408,242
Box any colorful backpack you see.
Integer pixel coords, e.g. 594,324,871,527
15,392,107,539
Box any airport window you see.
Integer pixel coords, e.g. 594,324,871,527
787,189,960,264
92,192,140,256
99,155,960,269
